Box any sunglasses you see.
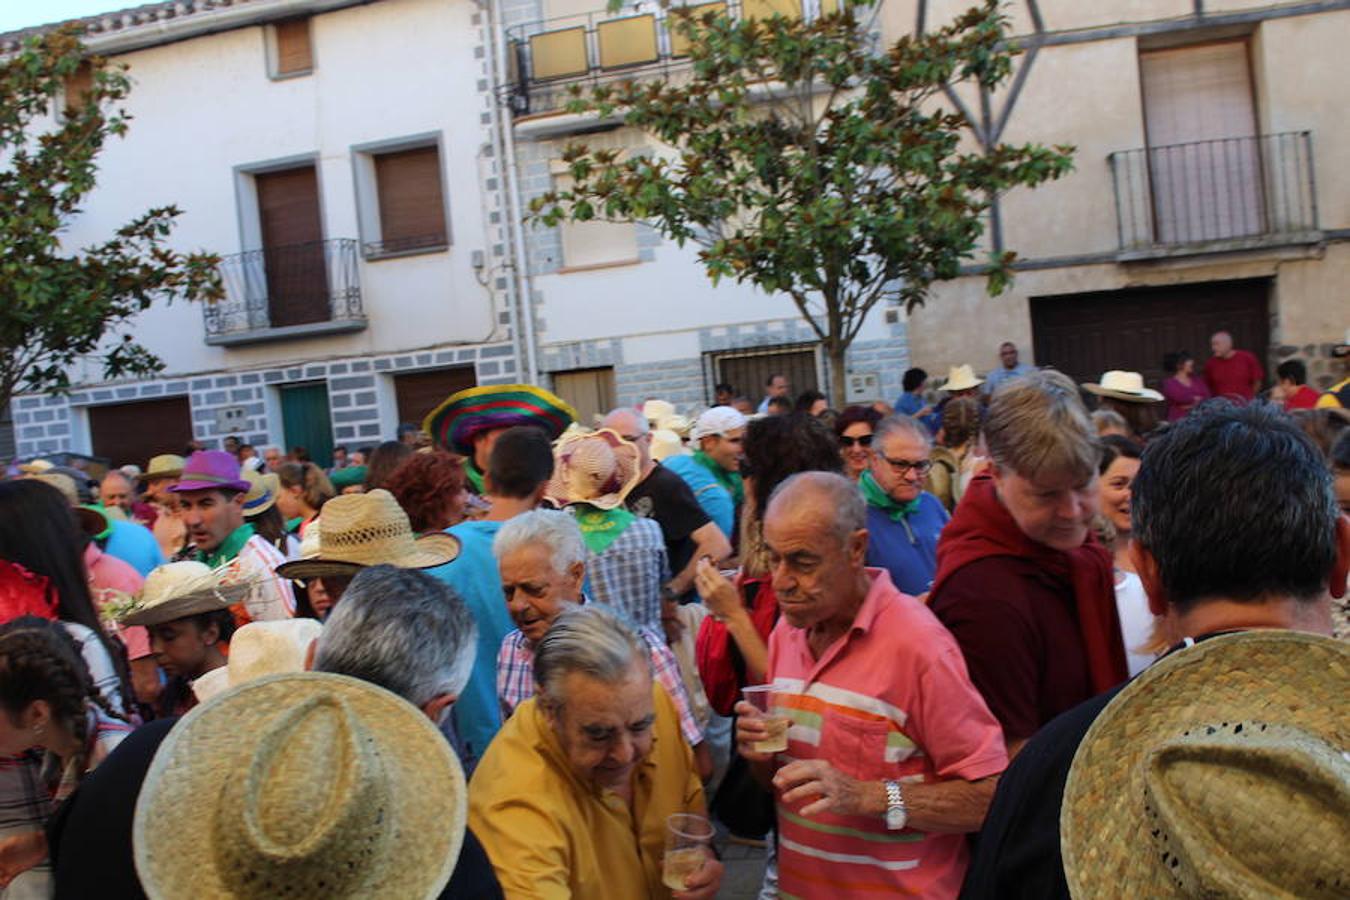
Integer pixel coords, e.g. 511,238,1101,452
839,434,873,448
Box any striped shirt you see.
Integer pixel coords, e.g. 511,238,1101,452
221,534,294,624
767,569,1007,899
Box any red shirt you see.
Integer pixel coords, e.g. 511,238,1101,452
1203,350,1264,400
1283,384,1320,410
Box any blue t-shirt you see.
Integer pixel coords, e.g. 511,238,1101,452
103,519,165,578
895,392,941,435
863,492,949,596
426,519,515,770
662,455,736,540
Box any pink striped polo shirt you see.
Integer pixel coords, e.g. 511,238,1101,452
767,568,1008,899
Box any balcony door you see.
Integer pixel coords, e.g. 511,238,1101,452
1140,42,1264,244
257,165,329,327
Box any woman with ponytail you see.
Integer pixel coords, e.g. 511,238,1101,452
275,462,335,537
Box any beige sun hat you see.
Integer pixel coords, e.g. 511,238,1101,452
642,399,676,425
943,364,985,392
139,454,184,484
275,489,459,581
649,428,688,462
1083,370,1164,403
241,468,280,517
1061,631,1349,898
18,459,54,475
544,428,642,511
192,618,324,704
118,561,254,627
658,413,692,438
134,672,466,900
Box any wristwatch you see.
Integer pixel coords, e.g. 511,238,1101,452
884,780,908,831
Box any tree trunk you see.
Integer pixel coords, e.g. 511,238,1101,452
826,340,849,410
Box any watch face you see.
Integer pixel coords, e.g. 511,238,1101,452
886,808,906,830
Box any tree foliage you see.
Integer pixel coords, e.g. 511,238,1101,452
0,27,222,411
531,0,1073,404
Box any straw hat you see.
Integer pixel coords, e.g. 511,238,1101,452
32,473,109,539
275,490,458,581
18,459,54,475
192,618,324,704
1061,631,1349,898
642,399,676,425
943,364,985,392
544,428,641,511
134,672,466,900
649,428,688,462
1083,370,1164,403
140,454,184,484
423,384,577,456
119,561,254,627
241,469,280,516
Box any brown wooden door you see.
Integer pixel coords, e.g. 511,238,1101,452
394,367,478,428
88,397,194,468
1030,278,1270,391
713,346,819,405
256,166,328,327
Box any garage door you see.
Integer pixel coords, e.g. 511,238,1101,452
1030,278,1270,391
395,367,477,428
708,344,821,406
88,396,194,468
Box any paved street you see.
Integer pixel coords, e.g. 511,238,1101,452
715,833,768,899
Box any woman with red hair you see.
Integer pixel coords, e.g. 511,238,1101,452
384,450,469,534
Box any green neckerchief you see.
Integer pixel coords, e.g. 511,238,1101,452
199,522,255,568
692,450,744,506
572,504,637,555
464,458,486,495
284,516,304,534
859,470,920,522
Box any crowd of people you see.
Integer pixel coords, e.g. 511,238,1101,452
0,330,1345,899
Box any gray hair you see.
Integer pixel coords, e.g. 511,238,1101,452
533,605,649,711
601,407,649,438
874,413,932,448
493,509,587,575
767,471,866,545
313,565,477,706
984,369,1099,482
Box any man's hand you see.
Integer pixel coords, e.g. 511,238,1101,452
0,831,47,888
694,558,742,624
732,700,777,764
671,853,724,900
774,759,884,819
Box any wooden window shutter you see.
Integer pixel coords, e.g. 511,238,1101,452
375,146,448,251
65,62,93,113
275,19,313,76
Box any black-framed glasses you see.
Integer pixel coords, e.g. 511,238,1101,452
881,456,932,476
839,434,873,448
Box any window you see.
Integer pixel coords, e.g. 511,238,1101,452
352,138,450,258
552,166,639,270
552,368,616,425
63,61,93,114
269,18,313,78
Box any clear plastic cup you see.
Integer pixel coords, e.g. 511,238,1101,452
742,684,789,753
663,812,713,891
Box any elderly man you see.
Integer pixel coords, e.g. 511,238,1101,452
492,509,710,777
663,406,746,540
602,407,731,600
471,605,722,899
261,445,284,473
861,416,949,595
47,564,504,899
929,371,1127,752
734,472,1007,898
1204,329,1264,401
962,401,1350,898
982,341,1035,395
99,470,136,517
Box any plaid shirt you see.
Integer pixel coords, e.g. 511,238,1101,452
585,517,667,632
497,623,704,747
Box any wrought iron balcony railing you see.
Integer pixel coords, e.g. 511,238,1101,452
205,238,365,344
1108,131,1318,253
504,0,839,116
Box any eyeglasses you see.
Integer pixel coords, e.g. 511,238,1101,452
880,456,932,477
839,434,873,448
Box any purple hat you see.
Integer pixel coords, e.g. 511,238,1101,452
170,451,250,494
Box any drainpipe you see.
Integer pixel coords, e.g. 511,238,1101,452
485,0,540,387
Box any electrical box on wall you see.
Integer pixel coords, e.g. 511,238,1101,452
845,371,881,403
215,405,248,433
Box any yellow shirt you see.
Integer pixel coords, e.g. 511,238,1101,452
1315,377,1348,408
468,684,704,899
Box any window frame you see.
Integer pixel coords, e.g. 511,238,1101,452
350,133,453,261
265,17,315,81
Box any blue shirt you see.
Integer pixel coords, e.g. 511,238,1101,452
983,363,1035,395
427,519,515,769
895,392,941,435
102,519,165,578
662,455,736,540
863,491,949,595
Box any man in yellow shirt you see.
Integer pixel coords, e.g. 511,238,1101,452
1316,341,1349,408
469,606,723,899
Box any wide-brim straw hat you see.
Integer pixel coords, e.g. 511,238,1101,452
17,459,54,475
119,561,255,627
650,428,687,462
241,469,280,516
1061,631,1349,898
1083,370,1164,403
423,384,577,456
140,454,184,484
544,428,642,511
134,672,466,900
642,399,676,424
275,489,459,581
943,364,985,392
192,618,324,704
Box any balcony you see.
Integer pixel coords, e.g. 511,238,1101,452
204,238,366,346
1108,131,1320,259
505,0,838,118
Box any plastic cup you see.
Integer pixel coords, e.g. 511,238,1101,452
742,684,789,753
663,813,713,891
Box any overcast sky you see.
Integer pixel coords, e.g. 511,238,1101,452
0,1,131,34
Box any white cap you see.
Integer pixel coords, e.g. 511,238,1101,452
690,406,747,442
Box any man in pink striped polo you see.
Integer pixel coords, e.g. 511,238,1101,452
736,472,1007,898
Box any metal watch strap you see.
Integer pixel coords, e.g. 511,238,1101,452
884,780,907,830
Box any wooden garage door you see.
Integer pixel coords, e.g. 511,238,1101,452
88,397,193,468
1030,279,1270,391
710,345,820,406
395,367,477,428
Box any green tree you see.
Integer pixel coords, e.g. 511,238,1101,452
0,27,222,413
533,0,1072,406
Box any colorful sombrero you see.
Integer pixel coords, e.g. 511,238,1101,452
423,384,578,457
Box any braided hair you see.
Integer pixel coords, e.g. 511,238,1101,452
0,617,126,780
